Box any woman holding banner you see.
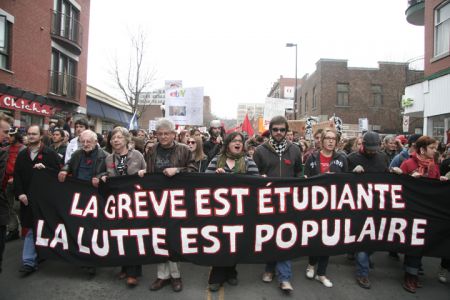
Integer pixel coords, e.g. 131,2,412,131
102,127,146,287
399,135,448,293
205,132,259,292
303,127,348,288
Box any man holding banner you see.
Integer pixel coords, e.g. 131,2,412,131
347,131,389,289
146,118,196,292
253,116,303,292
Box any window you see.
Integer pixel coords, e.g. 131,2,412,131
0,15,11,70
372,85,383,106
337,83,349,106
50,49,78,97
434,2,450,57
312,87,317,109
53,0,80,44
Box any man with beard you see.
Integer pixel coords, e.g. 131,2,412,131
14,125,60,276
347,131,389,289
253,115,303,292
203,120,225,163
0,113,13,273
58,130,107,276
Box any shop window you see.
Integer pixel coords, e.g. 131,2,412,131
21,113,44,129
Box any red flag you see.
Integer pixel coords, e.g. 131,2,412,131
241,113,254,137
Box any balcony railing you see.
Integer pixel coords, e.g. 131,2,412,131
406,0,425,26
48,70,80,102
51,10,83,51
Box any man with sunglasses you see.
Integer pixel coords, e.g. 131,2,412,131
253,115,303,292
0,113,13,273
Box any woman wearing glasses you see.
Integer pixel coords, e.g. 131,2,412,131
303,127,348,288
205,132,259,292
186,136,208,173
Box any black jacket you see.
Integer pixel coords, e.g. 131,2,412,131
347,151,389,173
61,147,108,179
203,139,222,163
304,150,348,177
13,145,61,228
253,141,303,178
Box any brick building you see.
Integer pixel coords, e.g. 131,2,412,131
0,0,90,130
404,0,450,142
296,59,423,134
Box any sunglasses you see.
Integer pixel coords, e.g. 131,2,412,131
187,140,196,145
271,128,286,133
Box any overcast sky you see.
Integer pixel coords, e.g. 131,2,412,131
87,0,424,119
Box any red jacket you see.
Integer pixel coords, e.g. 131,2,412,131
400,154,440,179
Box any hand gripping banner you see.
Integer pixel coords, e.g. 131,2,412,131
29,169,450,267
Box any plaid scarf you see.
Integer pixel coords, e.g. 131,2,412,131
269,137,288,157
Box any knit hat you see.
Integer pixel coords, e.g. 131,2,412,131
210,120,221,128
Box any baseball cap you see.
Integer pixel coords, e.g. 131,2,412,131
363,131,380,151
396,135,407,145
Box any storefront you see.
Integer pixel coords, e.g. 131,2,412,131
0,84,82,132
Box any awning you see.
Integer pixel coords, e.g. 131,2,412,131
87,97,132,127
87,97,104,118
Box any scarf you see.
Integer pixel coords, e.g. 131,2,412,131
269,137,288,157
216,151,246,174
412,152,435,176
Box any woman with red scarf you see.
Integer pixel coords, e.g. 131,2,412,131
399,136,448,293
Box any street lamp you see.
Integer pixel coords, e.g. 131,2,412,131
286,43,298,119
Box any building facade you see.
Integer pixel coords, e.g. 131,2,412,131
236,103,265,124
0,0,90,130
296,59,423,134
404,0,450,142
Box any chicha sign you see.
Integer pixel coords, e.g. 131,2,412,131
0,94,53,116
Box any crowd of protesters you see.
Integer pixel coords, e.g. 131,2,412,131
0,112,449,295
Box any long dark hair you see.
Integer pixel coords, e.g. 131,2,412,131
220,132,245,155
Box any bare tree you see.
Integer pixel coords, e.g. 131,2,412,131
112,29,156,118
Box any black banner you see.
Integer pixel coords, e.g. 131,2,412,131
29,169,450,267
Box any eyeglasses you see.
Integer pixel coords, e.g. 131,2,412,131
187,140,196,145
271,128,286,133
231,139,243,143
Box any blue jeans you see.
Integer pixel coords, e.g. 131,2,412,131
404,255,422,275
265,260,292,282
356,252,370,277
23,230,38,268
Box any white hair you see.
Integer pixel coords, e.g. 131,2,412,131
80,130,97,141
156,118,175,132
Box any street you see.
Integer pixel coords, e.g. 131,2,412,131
1,239,449,300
